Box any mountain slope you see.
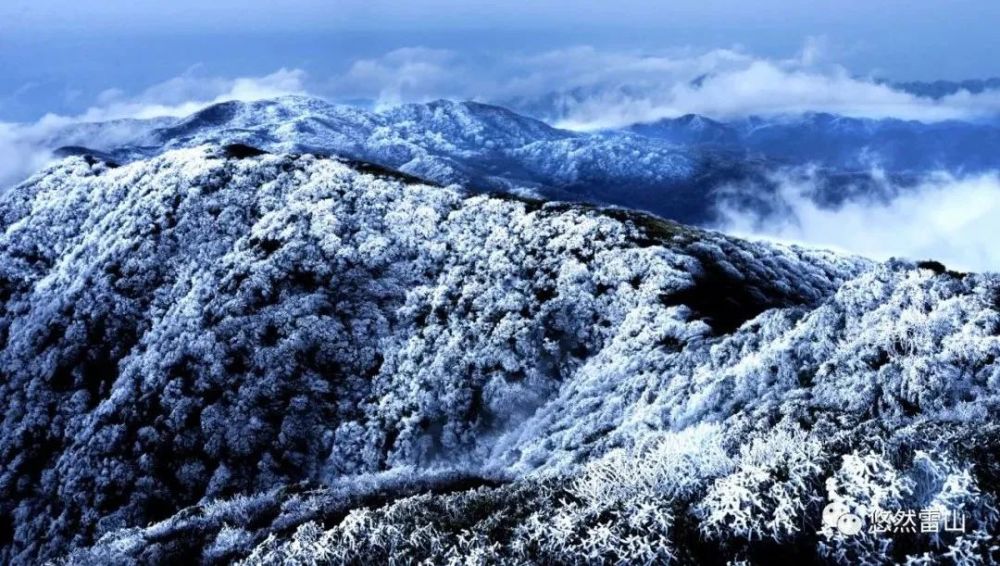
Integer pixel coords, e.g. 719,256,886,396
1,147,998,564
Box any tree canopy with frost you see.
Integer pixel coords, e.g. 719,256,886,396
0,146,996,564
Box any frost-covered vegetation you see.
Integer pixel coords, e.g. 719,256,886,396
0,147,997,564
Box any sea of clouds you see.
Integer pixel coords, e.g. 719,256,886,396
324,41,1000,128
715,168,1000,272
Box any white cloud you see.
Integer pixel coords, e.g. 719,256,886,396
334,48,460,108
716,169,1000,273
0,123,55,191
0,68,308,190
550,60,963,130
72,67,307,122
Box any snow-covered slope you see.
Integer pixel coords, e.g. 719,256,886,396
1,147,998,564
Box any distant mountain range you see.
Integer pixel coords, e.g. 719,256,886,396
627,112,1000,173
891,77,1000,98
27,94,1000,225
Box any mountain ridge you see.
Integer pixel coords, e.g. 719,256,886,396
31,95,973,226
36,97,759,224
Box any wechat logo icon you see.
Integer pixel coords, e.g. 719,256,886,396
823,502,864,536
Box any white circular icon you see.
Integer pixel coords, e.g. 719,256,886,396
822,502,864,535
836,513,864,535
822,502,850,528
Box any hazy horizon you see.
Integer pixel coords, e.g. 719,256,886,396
4,1,1000,122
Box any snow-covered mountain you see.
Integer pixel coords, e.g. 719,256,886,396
33,96,788,224
36,95,1000,231
1,146,998,564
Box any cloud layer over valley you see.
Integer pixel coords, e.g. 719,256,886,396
716,169,1000,272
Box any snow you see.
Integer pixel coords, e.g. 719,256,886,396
0,147,996,564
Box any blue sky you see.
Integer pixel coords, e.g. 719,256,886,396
2,1,999,122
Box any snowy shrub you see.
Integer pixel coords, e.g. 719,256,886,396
697,423,825,541
572,422,732,509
